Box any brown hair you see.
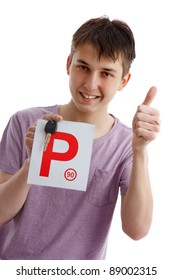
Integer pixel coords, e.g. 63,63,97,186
70,16,136,77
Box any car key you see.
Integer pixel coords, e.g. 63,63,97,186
44,119,57,151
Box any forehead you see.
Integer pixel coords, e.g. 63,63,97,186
72,43,123,69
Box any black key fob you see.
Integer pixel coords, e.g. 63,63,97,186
44,119,57,134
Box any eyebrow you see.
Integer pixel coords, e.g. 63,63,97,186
76,59,117,73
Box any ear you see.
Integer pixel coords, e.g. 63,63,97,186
66,55,71,75
118,73,131,91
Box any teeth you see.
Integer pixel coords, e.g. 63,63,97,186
82,93,97,99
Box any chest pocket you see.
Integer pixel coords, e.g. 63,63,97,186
87,169,120,207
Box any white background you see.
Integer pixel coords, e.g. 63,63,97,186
0,0,172,278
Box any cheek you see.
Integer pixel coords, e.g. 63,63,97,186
69,74,76,89
69,75,82,97
100,90,116,105
69,72,81,87
106,91,116,102
102,81,118,98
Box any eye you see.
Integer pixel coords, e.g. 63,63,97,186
102,71,112,77
78,65,89,71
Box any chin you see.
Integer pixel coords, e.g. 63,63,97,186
77,105,97,115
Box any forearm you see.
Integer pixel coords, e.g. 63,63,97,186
121,148,153,240
0,159,31,226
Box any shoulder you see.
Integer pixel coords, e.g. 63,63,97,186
105,117,132,143
112,119,133,155
2,105,58,138
93,117,132,162
94,117,132,148
116,119,132,138
13,104,58,121
9,105,58,128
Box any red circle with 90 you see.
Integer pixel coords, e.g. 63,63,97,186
64,168,77,181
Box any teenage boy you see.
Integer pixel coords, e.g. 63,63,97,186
0,16,160,260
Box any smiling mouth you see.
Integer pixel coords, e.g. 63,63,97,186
80,91,100,100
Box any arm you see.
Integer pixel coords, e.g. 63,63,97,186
121,87,160,240
0,113,62,226
0,159,31,226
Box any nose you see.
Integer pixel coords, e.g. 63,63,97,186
83,73,99,92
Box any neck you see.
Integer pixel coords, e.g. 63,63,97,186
59,101,115,138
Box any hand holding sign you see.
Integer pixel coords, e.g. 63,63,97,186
132,86,160,149
25,114,62,158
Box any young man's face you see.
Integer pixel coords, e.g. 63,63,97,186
67,43,130,115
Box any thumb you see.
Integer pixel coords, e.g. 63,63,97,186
142,86,157,106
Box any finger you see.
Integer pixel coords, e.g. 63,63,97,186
26,125,36,133
25,137,34,148
135,120,160,133
142,86,157,106
25,130,35,140
135,112,160,124
42,114,63,122
134,127,158,142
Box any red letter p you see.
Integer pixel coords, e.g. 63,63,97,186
39,132,78,177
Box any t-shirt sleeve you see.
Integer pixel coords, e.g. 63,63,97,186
119,155,133,195
0,113,27,174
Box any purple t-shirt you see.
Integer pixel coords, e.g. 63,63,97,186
0,105,132,260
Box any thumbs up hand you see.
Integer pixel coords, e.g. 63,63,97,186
132,86,160,150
